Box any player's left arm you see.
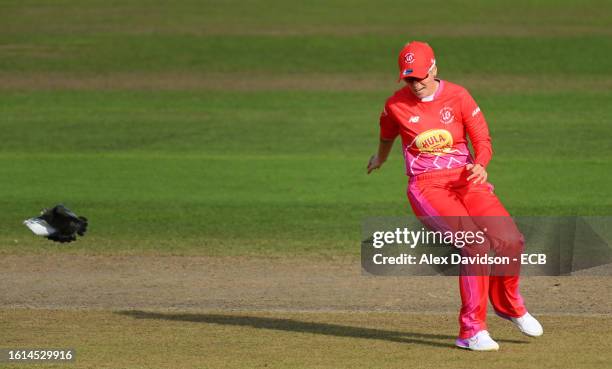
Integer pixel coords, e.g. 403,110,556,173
462,89,492,184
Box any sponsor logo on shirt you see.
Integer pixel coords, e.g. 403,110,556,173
439,107,454,124
472,107,481,117
408,115,420,123
414,129,454,156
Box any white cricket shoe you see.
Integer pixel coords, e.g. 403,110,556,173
455,330,500,351
509,312,543,337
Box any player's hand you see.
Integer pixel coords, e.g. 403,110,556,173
466,163,488,184
367,155,384,174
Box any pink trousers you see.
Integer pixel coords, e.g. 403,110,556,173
407,167,526,339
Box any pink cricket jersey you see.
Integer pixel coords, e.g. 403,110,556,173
379,80,492,177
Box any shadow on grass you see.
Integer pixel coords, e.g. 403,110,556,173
117,310,527,349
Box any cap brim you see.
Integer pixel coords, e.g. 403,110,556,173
398,68,429,82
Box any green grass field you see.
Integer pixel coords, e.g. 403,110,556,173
1,0,610,256
1,2,611,368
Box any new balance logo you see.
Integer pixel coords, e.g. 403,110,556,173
409,116,420,123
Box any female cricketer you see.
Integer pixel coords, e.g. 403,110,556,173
367,41,543,351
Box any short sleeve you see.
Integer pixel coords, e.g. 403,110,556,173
379,103,399,141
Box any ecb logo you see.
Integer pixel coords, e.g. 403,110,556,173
404,53,415,64
439,107,454,124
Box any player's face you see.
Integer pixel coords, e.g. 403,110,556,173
404,67,438,99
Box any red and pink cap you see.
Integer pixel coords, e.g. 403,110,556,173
397,41,436,81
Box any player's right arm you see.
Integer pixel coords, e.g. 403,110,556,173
367,139,395,174
367,104,399,174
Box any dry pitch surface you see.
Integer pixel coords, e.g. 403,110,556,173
3,309,612,369
1,255,611,369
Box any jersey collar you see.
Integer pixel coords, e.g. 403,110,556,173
420,79,444,102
